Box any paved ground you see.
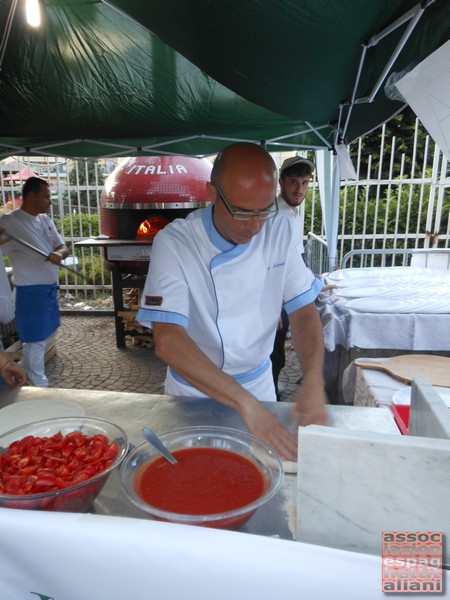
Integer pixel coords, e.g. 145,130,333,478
46,314,302,401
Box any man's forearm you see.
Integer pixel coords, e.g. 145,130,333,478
289,303,325,385
152,322,299,459
152,322,255,411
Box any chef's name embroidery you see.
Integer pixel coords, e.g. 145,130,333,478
145,295,163,306
268,261,285,270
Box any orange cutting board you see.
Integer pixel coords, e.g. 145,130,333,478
354,354,450,388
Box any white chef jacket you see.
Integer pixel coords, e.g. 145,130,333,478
0,210,63,286
137,204,322,401
277,194,305,254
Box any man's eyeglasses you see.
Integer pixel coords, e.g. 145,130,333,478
214,184,279,221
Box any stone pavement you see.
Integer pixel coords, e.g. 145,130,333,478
46,314,302,401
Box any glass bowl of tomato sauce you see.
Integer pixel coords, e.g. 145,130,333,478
0,416,128,512
120,426,284,530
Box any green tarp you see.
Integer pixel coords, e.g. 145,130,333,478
0,0,449,158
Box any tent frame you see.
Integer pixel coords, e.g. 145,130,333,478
0,0,440,160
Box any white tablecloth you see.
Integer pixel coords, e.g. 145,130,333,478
321,266,450,352
319,299,450,352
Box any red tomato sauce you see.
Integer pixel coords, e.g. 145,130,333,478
136,447,265,515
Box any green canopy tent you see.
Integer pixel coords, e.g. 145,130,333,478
0,0,449,266
1,0,449,158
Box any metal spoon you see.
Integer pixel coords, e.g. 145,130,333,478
142,427,177,464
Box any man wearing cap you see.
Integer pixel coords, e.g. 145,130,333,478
270,156,315,399
278,155,315,245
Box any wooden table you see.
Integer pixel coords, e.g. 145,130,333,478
342,358,410,407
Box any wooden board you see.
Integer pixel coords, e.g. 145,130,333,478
354,354,450,388
5,335,56,364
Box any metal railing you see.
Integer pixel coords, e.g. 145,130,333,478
340,247,450,269
1,117,449,292
305,232,329,275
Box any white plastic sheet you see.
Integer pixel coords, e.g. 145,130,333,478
395,40,450,163
0,508,387,600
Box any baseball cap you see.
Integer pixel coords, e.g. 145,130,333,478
280,156,315,174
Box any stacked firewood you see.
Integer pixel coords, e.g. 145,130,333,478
120,288,153,347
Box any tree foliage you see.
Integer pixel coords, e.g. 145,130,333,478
54,213,99,239
350,106,431,180
54,214,109,287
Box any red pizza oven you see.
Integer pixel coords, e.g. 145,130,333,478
100,155,212,266
88,155,212,347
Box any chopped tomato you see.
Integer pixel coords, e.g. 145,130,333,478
0,430,119,496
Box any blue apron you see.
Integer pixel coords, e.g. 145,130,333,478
15,284,60,343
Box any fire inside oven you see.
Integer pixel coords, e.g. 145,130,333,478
100,207,197,243
136,216,170,240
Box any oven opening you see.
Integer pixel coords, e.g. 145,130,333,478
136,215,170,240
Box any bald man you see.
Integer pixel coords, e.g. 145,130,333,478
137,143,327,460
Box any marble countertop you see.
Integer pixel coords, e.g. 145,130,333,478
297,379,450,566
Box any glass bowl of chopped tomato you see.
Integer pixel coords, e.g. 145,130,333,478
0,416,128,512
120,426,283,530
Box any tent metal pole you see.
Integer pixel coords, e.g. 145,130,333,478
32,139,137,153
0,145,27,158
268,142,328,151
366,0,435,47
0,0,18,72
341,0,433,141
304,122,332,149
366,4,426,103
268,124,330,143
340,43,367,143
335,104,344,147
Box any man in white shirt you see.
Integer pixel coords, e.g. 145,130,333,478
277,156,315,229
271,156,315,398
0,177,69,386
0,248,15,328
137,143,327,460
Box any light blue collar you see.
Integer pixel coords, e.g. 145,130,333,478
201,204,250,265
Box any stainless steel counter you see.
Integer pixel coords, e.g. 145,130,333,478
0,387,298,539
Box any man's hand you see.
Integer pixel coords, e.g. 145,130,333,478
292,377,329,428
47,250,63,264
318,283,337,300
46,245,69,265
0,361,27,387
240,398,297,461
288,303,329,428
